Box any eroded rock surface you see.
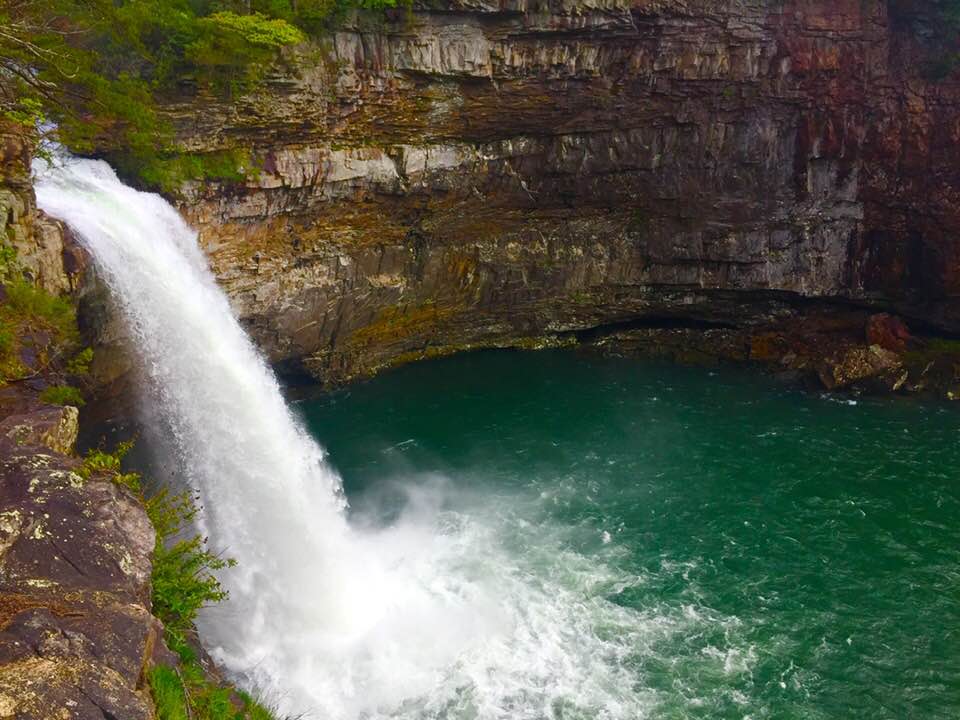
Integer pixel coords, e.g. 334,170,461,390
114,0,960,384
0,406,79,456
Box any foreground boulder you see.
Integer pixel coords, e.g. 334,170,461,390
0,425,158,719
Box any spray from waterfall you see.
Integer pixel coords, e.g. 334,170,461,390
34,154,664,720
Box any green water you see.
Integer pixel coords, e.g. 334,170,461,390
298,349,960,719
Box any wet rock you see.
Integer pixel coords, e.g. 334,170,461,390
583,310,960,397
818,345,908,392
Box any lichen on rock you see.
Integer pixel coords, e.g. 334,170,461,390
0,434,158,720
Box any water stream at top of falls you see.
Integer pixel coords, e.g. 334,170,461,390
33,156,663,720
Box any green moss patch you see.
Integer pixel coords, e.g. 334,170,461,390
39,384,85,407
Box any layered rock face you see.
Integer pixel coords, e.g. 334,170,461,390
0,124,84,296
163,0,960,383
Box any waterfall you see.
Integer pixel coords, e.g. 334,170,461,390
33,155,360,702
34,155,657,720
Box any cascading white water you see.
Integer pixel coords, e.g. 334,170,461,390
33,155,685,719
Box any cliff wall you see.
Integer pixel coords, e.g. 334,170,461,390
157,0,960,383
0,126,82,297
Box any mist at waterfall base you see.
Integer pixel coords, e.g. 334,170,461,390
34,156,960,720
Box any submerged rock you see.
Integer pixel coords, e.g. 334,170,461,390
585,310,960,397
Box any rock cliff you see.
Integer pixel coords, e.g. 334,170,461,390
1,125,85,296
146,0,960,383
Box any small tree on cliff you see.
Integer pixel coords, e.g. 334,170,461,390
0,0,307,184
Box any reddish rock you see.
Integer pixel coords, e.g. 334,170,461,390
866,313,912,352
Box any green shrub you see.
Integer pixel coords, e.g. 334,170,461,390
104,439,272,719
4,0,417,191
203,11,306,47
78,440,234,642
150,662,279,720
0,305,22,384
39,384,85,407
78,440,141,491
146,486,273,720
190,684,237,720
236,692,278,720
0,321,18,384
130,148,261,194
147,488,236,648
149,666,190,720
1,275,80,384
0,244,17,280
0,322,12,356
1,97,45,129
79,442,128,476
66,347,94,376
3,278,76,338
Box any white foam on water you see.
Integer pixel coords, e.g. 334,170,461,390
33,154,737,719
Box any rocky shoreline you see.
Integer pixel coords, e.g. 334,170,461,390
587,308,960,398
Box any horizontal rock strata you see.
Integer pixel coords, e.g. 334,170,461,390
124,0,960,384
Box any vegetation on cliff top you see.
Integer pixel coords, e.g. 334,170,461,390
0,273,78,385
0,0,400,190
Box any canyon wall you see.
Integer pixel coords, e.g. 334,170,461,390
159,0,960,383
